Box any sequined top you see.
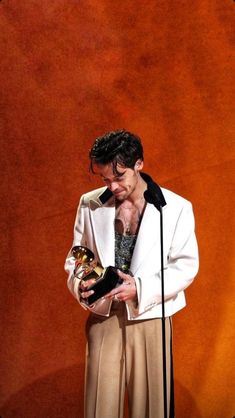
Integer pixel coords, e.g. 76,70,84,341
115,231,137,273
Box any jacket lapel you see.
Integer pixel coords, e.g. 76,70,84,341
130,203,161,275
89,193,116,268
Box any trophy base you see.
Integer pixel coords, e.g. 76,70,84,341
86,266,123,306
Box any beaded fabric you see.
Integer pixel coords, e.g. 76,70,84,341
115,231,137,273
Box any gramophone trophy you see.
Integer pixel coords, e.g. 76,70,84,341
72,246,122,306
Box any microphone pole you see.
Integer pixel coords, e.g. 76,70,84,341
144,183,168,418
159,203,168,418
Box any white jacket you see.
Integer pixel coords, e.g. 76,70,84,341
65,178,199,320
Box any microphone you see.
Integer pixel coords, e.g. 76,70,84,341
144,183,166,211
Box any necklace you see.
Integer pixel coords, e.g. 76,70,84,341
115,193,146,235
115,205,143,236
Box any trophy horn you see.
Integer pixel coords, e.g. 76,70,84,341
72,246,94,264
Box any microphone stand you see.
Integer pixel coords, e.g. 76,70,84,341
159,204,168,418
142,173,171,418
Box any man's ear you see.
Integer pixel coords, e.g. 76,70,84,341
135,159,144,170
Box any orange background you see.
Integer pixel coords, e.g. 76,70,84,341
0,1,234,417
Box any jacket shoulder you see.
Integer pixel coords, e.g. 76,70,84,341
161,187,192,209
80,186,107,206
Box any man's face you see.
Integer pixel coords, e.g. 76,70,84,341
94,160,143,201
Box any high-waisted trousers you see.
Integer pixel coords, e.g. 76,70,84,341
84,301,174,418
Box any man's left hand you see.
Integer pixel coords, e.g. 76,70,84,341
105,269,137,302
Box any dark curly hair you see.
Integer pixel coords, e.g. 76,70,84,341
89,129,144,174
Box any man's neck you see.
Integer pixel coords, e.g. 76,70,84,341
124,176,147,207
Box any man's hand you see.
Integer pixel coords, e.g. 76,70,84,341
105,269,137,302
79,278,96,300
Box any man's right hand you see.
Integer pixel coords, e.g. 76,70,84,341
79,278,96,300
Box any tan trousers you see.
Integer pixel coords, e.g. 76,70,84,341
84,302,173,418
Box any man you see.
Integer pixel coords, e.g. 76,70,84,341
65,129,199,418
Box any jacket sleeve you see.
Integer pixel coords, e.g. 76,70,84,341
64,196,114,316
136,201,199,315
64,196,87,306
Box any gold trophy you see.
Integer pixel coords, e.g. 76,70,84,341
72,246,122,306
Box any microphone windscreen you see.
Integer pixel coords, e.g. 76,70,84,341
144,189,160,209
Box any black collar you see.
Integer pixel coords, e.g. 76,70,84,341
99,172,166,208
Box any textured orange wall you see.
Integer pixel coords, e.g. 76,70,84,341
0,1,234,417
